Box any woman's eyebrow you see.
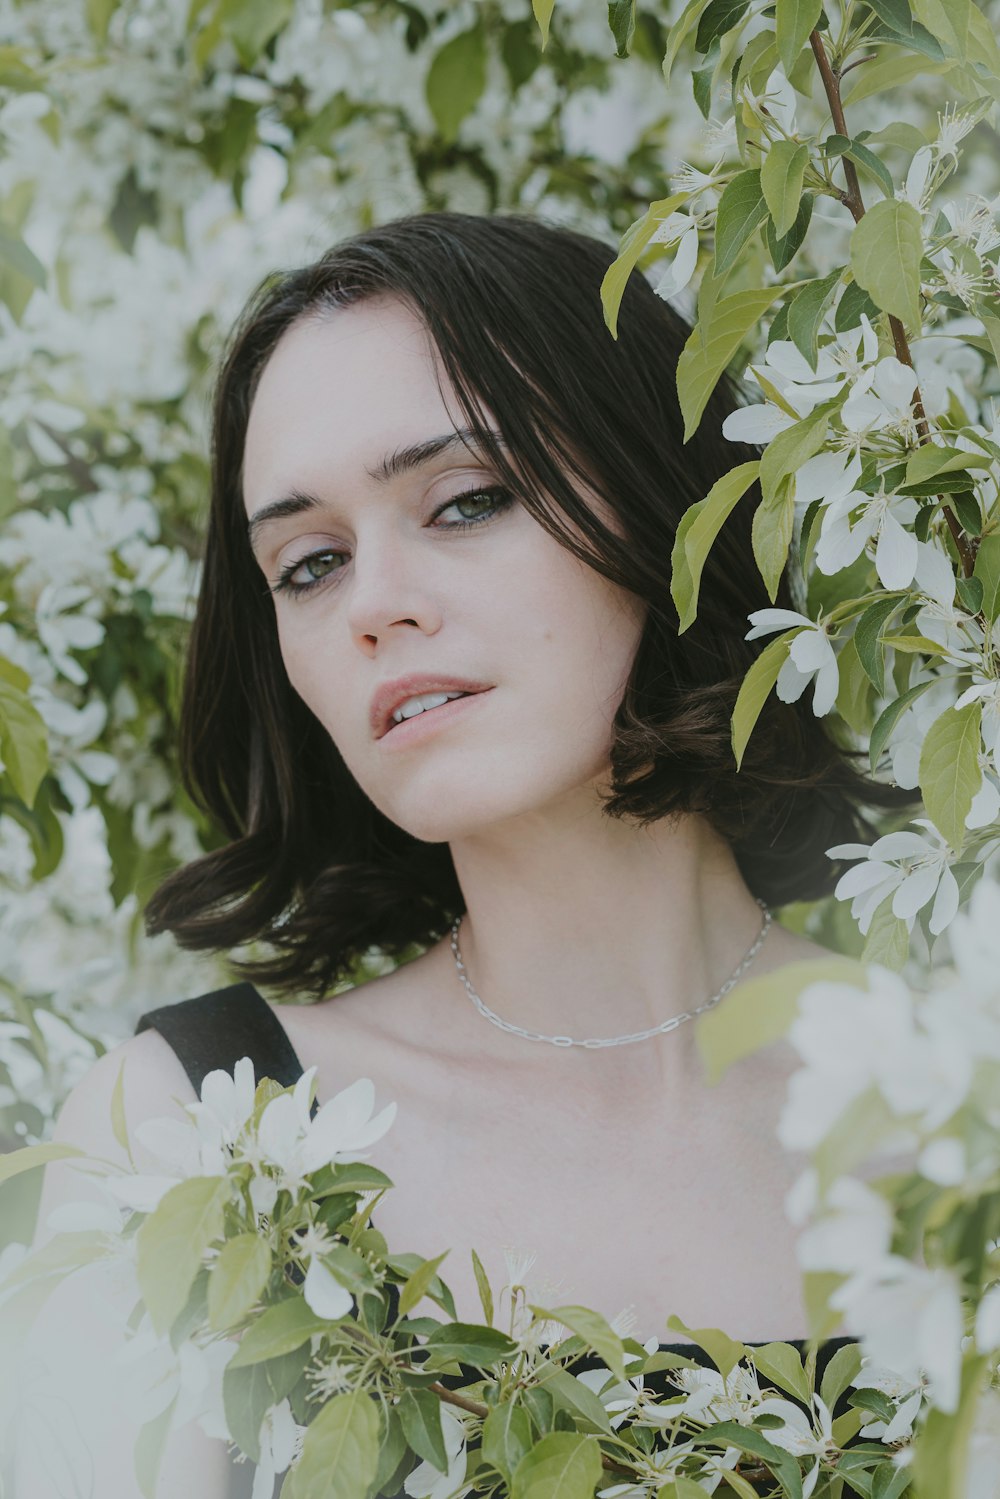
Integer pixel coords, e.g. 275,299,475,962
246,426,504,553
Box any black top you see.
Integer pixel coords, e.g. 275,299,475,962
137,984,863,1496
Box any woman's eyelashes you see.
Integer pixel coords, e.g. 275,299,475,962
268,485,516,600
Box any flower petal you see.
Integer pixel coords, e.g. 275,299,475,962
303,1259,354,1321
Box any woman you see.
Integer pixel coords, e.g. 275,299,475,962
34,211,916,1494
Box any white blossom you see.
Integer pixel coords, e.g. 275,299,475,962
253,1400,306,1499
827,818,962,936
830,1258,965,1414
745,609,839,716
850,1361,925,1442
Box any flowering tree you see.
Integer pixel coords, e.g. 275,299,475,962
597,0,1000,974
2,0,1000,1490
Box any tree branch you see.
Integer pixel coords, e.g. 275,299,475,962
807,28,977,577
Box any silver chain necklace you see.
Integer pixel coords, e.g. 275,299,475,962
448,897,772,1049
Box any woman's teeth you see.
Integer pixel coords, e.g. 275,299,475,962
391,690,469,726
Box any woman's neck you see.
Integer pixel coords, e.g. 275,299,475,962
429,797,780,1098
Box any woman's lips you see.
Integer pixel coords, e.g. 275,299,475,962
379,687,494,748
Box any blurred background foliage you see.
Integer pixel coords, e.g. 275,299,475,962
0,0,995,1203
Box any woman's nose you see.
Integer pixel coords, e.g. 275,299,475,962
345,526,443,647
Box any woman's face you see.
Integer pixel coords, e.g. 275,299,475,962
242,296,646,842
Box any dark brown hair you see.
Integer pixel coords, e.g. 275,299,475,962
144,210,917,998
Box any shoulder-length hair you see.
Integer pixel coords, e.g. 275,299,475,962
144,210,918,998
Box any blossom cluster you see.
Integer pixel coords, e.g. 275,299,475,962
1,1030,967,1498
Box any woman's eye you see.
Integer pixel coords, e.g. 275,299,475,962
272,548,346,596
269,485,514,600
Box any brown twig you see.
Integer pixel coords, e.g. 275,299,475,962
808,28,977,578
839,52,878,76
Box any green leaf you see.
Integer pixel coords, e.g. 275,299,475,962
396,1247,451,1317
510,1432,603,1499
663,1315,746,1380
532,0,555,48
904,444,992,487
715,169,769,274
834,632,871,735
134,1397,175,1499
527,1303,627,1381
482,1402,534,1483
136,1176,230,1336
911,0,972,60
398,1388,448,1473
207,1233,271,1331
318,1241,377,1296
223,1347,308,1463
385,1249,454,1319
0,1140,85,1184
701,1420,806,1495
819,1341,864,1415
601,193,687,338
425,23,487,144
85,0,119,42
752,483,796,601
844,47,949,107
283,1386,380,1499
731,630,800,769
760,404,831,504
470,1247,494,1326
228,1296,329,1368
850,198,923,330
973,533,1000,621
659,1481,717,1499
109,1057,131,1165
0,229,46,289
824,133,895,198
676,285,786,439
868,679,936,774
854,593,904,694
372,1404,408,1496
695,0,748,51
761,140,809,237
835,278,880,331
775,0,821,73
918,701,982,849
0,677,49,807
863,893,917,965
607,0,636,56
766,189,813,271
217,0,294,66
671,462,760,633
786,268,843,370
866,0,946,56
308,1160,394,1199
422,1322,519,1367
911,1352,991,1499
0,1229,112,1294
696,956,868,1084
691,50,716,117
737,29,779,91
980,312,1000,372
957,574,984,614
662,0,715,82
750,1342,811,1405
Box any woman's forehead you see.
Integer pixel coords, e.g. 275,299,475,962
242,301,468,505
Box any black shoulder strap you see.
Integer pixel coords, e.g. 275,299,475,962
136,981,306,1098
